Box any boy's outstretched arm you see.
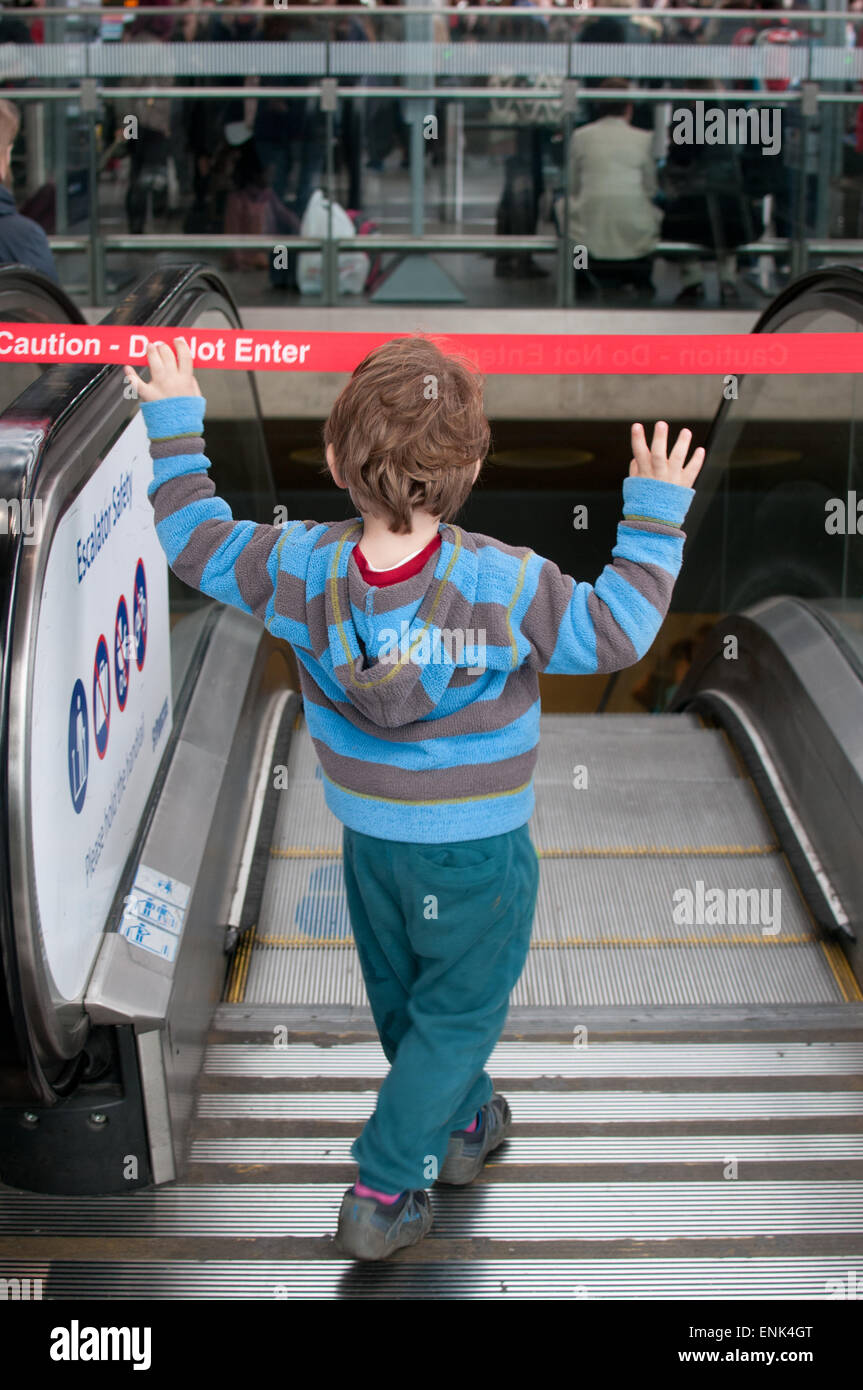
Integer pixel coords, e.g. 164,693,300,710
519,422,704,675
126,339,306,628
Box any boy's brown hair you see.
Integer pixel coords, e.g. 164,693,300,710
322,335,490,535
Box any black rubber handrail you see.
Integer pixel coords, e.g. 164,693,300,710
0,263,86,325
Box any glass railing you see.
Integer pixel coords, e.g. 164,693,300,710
678,262,863,616
2,7,863,308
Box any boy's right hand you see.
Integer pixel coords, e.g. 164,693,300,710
629,422,704,489
124,338,202,404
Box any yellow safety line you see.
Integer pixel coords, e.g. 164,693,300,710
820,939,863,1001
537,844,777,858
250,932,818,950
225,924,256,1002
268,844,779,860
270,847,343,859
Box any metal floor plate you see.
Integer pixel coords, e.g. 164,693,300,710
196,1090,863,1121
2,1257,858,1300
188,1134,863,1165
203,1040,863,1078
2,1182,861,1239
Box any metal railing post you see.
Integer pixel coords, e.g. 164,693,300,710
322,80,338,307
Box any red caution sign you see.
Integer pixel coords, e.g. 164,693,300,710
1,324,861,374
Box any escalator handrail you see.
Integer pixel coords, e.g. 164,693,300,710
0,263,87,326
0,262,274,1103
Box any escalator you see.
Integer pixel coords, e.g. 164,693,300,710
0,266,861,1299
0,264,87,413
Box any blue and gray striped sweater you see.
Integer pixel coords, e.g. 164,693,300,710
142,395,695,843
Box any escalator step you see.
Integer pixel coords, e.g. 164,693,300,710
530,783,775,854
240,851,848,1007
535,729,741,783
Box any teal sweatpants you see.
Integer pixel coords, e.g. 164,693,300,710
341,821,540,1194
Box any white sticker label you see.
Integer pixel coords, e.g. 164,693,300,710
120,862,192,958
133,864,191,911
124,892,184,937
119,917,178,962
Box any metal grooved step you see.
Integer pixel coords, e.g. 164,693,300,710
230,712,861,1008
203,1041,863,1078
533,729,741,784
239,853,845,1007
0,1258,857,1300
530,783,776,854
2,1183,861,1239
195,1090,863,1121
188,1135,863,1165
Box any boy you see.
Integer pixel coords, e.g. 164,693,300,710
126,334,703,1261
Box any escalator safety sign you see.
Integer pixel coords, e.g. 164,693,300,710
119,862,191,963
115,595,130,710
31,409,172,1001
119,916,178,962
133,559,147,670
92,634,110,759
67,679,89,814
132,863,191,911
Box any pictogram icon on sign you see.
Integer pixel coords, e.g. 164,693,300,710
92,634,111,759
133,558,147,671
115,594,130,710
67,678,89,813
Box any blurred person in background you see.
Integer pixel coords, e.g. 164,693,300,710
491,3,556,279
117,0,176,235
578,0,658,132
365,0,411,171
182,0,264,232
659,77,763,304
0,98,57,280
566,78,661,299
251,3,326,222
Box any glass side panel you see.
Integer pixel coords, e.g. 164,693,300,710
676,306,863,618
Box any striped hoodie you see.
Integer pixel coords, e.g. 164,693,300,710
142,395,695,843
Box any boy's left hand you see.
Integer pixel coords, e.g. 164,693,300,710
124,338,202,403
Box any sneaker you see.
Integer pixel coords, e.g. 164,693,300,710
335,1187,433,1261
437,1094,512,1186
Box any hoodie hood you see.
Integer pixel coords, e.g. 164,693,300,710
323,519,486,729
